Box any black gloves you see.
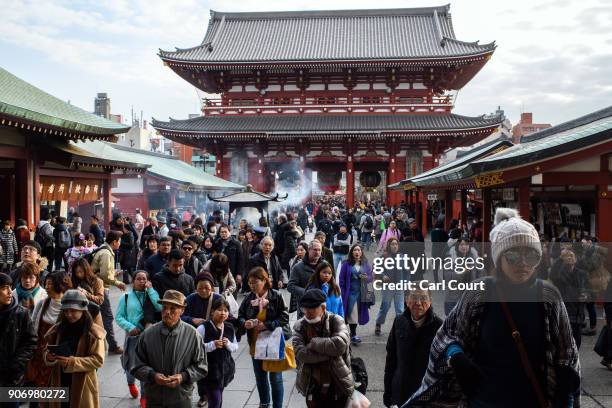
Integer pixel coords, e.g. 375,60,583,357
449,353,483,397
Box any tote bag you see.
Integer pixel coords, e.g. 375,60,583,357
255,327,285,361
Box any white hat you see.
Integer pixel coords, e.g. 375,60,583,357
490,208,541,267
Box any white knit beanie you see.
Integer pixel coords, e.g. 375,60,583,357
489,208,541,267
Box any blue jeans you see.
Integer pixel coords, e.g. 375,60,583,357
123,334,144,397
252,358,283,408
360,231,372,251
333,253,347,273
376,289,404,325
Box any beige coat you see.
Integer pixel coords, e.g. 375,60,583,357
43,322,106,408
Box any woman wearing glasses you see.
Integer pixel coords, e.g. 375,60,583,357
404,208,580,408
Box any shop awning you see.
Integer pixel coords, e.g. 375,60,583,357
75,141,243,191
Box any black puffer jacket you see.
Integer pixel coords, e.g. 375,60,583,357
384,307,442,407
237,288,291,345
288,255,324,315
214,238,244,281
0,296,37,385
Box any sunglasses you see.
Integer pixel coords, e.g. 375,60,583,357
503,248,541,267
182,246,194,251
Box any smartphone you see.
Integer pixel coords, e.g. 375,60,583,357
48,343,72,357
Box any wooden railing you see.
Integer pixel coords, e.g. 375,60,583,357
201,94,453,115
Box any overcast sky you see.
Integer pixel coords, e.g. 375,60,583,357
1,0,610,128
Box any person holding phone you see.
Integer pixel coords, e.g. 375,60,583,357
44,289,106,408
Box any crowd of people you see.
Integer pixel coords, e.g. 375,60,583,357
0,199,610,408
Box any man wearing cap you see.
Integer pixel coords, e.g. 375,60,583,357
132,289,208,408
157,214,169,238
293,288,354,407
0,272,37,392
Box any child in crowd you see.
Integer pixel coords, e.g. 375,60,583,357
197,297,238,408
307,261,344,317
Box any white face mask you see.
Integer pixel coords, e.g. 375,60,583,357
304,315,322,324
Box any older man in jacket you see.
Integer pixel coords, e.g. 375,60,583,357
247,236,286,290
293,289,353,407
132,290,208,408
384,288,442,407
288,240,324,317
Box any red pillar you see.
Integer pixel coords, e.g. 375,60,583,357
8,169,15,226
422,155,435,172
518,183,530,220
460,189,468,229
387,156,406,207
221,157,231,181
482,188,492,242
33,161,40,228
177,143,193,165
248,158,264,191
444,189,453,230
346,158,355,208
419,190,428,236
103,175,112,232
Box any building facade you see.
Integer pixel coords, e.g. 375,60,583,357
511,112,551,143
153,6,503,206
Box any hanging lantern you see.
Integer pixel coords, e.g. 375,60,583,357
317,171,341,193
359,171,382,191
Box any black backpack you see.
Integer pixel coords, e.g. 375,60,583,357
35,224,54,248
81,247,106,267
363,215,374,230
57,229,71,249
125,292,161,326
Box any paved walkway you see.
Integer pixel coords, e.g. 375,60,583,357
97,236,612,407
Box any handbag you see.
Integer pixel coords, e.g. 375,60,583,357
498,284,549,408
360,277,375,305
255,327,285,360
594,324,609,357
262,342,296,372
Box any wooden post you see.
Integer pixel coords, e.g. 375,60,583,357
597,184,612,242
346,158,355,208
482,188,492,243
33,161,40,228
103,174,112,232
518,182,530,220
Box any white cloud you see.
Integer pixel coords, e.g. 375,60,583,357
0,0,610,126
